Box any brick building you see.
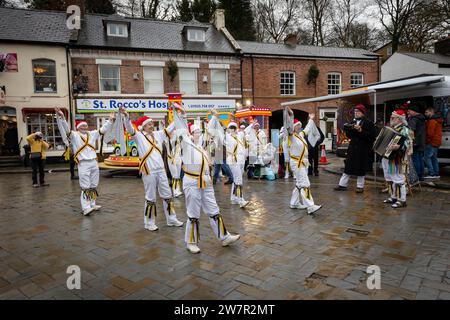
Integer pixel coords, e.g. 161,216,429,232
238,39,380,149
69,10,241,152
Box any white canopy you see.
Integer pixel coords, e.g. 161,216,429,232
280,75,446,106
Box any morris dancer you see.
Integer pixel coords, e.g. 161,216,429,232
247,121,266,178
167,131,183,197
286,107,322,215
55,107,113,216
173,105,240,254
119,107,184,231
382,109,413,208
210,110,249,208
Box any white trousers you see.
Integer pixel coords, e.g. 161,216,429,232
229,163,246,204
339,173,365,189
183,180,229,244
168,160,183,195
382,158,407,202
78,159,99,212
142,170,179,226
290,163,315,208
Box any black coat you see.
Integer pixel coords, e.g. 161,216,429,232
344,118,376,176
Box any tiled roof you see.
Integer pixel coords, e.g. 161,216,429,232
238,40,379,60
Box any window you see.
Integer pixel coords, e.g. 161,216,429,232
211,69,228,94
32,59,57,93
107,23,128,37
26,112,65,151
280,71,295,95
327,73,341,95
387,46,393,56
179,68,198,95
350,73,364,88
99,65,120,92
187,29,205,42
144,67,164,94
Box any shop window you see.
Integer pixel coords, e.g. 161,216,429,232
144,67,164,94
327,73,341,95
211,69,228,94
99,65,120,93
32,59,57,93
179,68,198,95
26,112,65,151
280,71,295,95
350,73,364,88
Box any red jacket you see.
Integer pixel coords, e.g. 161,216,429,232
426,117,443,148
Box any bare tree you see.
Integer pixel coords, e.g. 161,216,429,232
400,0,448,52
252,0,300,43
302,0,333,46
116,0,174,19
330,0,364,47
374,0,427,53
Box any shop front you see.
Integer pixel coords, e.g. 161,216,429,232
75,97,236,132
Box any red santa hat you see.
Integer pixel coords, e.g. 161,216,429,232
293,119,302,128
136,116,153,131
392,109,406,118
354,104,367,114
75,120,88,130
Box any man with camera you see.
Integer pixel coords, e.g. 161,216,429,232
26,131,50,188
335,104,376,193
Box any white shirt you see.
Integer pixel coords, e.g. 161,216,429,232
57,116,112,162
124,117,174,174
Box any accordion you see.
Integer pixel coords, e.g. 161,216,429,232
373,126,407,159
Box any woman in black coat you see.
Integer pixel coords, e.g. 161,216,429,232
335,104,376,193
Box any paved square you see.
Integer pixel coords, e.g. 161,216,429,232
0,169,449,300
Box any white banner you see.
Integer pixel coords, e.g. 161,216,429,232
76,98,236,113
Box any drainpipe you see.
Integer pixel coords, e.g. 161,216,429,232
66,46,74,130
251,55,255,104
240,56,243,103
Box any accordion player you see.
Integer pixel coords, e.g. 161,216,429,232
373,126,407,159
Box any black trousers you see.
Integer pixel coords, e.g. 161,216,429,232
31,157,45,184
69,153,76,178
308,147,320,175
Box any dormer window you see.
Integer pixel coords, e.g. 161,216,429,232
107,23,128,37
187,29,205,42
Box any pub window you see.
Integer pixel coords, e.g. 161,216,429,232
26,112,65,151
32,59,57,93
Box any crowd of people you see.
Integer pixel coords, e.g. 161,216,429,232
22,101,444,251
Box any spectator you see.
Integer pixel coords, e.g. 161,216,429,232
26,132,50,188
424,107,443,179
407,105,426,181
334,104,376,193
308,126,325,176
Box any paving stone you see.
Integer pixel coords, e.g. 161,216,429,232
0,170,449,300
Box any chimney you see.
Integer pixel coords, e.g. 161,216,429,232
434,34,450,56
211,9,225,30
284,33,298,47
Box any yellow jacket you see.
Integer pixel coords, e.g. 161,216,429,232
26,133,49,159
